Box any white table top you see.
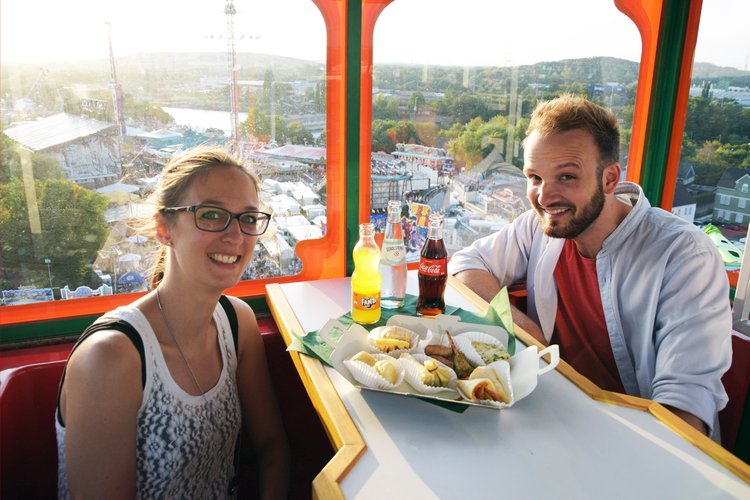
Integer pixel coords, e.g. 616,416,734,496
268,274,750,499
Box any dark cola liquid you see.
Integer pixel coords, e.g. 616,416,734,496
416,236,447,316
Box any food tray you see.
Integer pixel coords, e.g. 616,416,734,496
320,314,559,409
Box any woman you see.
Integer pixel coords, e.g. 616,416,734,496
56,146,290,498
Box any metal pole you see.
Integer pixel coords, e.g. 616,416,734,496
44,257,52,289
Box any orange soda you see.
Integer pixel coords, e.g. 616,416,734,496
351,223,382,324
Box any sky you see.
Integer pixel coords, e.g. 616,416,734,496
1,0,748,70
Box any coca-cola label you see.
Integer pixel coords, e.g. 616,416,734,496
418,258,447,276
352,291,380,311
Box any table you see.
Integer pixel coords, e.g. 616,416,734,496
266,274,750,499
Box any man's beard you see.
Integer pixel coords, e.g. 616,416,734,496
533,182,605,239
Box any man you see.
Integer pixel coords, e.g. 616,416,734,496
448,94,731,437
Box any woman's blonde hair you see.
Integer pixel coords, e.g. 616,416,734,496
148,145,260,288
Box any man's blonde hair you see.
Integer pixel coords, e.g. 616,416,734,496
524,94,620,166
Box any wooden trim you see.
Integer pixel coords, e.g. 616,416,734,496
266,284,365,499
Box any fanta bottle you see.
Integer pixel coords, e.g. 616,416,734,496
351,223,382,324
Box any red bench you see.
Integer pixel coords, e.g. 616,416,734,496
0,324,334,499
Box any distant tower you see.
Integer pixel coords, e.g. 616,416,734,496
225,0,240,150
106,21,125,170
106,22,126,136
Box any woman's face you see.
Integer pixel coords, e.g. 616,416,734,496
161,166,261,292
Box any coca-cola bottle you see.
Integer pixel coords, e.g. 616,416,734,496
380,200,407,309
417,213,447,316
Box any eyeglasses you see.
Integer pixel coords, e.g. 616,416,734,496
162,204,272,236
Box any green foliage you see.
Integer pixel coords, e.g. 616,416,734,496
684,96,750,145
286,121,314,145
30,154,64,180
371,120,421,153
435,90,494,125
243,109,287,144
0,127,20,183
1,129,64,182
682,95,750,185
372,95,400,121
0,176,108,291
445,115,511,169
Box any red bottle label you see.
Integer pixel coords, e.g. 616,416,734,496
419,258,447,277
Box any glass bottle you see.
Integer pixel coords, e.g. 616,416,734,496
416,213,447,316
380,201,407,309
351,223,382,324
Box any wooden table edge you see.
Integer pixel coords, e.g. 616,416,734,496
266,284,365,500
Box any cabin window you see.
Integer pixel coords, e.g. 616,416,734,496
0,0,339,311
671,0,750,253
362,0,641,259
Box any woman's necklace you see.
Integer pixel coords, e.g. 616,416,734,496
156,287,207,398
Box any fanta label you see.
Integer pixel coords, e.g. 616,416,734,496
419,258,446,276
353,291,381,311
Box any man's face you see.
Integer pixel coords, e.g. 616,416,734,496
523,129,605,239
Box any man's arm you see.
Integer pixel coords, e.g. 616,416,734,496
453,269,547,345
452,269,501,303
664,405,708,435
650,244,731,438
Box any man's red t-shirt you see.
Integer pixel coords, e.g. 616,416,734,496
551,239,626,393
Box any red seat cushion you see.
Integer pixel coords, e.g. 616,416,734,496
0,360,65,499
719,334,750,451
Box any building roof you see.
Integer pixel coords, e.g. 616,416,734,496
717,167,750,189
3,113,114,152
256,144,326,164
137,129,183,140
96,182,141,194
673,182,696,207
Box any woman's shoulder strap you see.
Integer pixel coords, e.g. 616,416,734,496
219,295,239,354
56,319,146,426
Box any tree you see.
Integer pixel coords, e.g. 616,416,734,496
1,129,64,182
286,121,314,145
446,115,510,169
0,178,109,291
372,94,400,121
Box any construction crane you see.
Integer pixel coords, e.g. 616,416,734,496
25,68,49,100
225,0,240,151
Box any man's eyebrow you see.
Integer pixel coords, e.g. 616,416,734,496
555,162,582,169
